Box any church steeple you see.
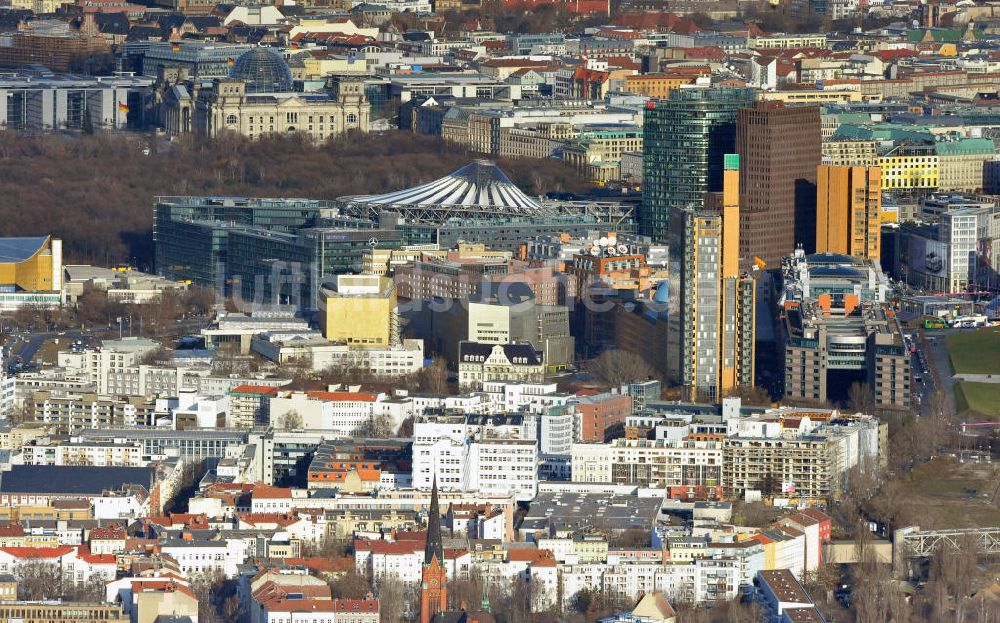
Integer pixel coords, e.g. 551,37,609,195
424,474,443,566
420,475,447,623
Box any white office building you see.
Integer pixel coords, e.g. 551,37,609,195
412,414,538,501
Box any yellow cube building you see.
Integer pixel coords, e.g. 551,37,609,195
318,275,397,346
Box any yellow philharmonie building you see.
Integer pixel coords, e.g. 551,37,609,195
0,236,63,310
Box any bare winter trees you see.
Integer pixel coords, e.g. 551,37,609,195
585,349,657,387
15,563,106,602
0,131,590,267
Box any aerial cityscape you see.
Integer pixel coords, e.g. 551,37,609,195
0,0,996,621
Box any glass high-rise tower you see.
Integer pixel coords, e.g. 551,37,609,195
641,87,756,241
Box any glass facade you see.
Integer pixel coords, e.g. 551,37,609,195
641,87,755,240
154,196,332,303
135,42,253,79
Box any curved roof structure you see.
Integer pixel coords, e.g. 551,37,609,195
336,160,636,228
0,237,50,264
229,47,292,94
352,160,543,212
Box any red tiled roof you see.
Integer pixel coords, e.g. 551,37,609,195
872,49,919,63
367,541,422,555
798,508,832,524
787,512,819,527
231,385,280,396
252,485,293,499
147,513,210,529
0,546,73,559
0,524,25,538
238,513,300,527
612,11,683,30
507,548,555,563
77,544,117,565
678,46,726,61
91,524,126,540
444,547,468,560
332,598,379,612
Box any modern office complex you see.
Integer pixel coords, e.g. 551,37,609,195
0,71,152,131
891,196,1000,294
153,172,630,310
668,155,756,401
153,196,403,308
641,86,755,240
130,41,254,80
780,250,909,409
816,165,883,261
736,102,821,264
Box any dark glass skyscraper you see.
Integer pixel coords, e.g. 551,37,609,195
641,87,756,241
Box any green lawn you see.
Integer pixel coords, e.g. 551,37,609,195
946,328,1000,375
954,381,1000,421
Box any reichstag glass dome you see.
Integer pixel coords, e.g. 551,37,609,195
229,47,293,94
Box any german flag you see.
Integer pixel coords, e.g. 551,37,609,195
117,102,130,113
171,42,180,52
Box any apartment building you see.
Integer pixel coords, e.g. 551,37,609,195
411,414,538,501
821,139,878,167
622,73,701,98
879,146,939,191
748,34,828,49
723,411,883,500
0,602,128,623
571,438,724,499
28,391,158,430
560,558,740,609
18,440,146,467
227,385,278,429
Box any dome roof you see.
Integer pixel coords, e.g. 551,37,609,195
229,47,292,94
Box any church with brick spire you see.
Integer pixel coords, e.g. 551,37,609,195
420,476,447,623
